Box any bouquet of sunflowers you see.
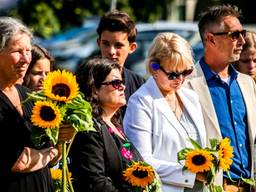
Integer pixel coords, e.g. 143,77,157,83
26,70,95,192
123,161,162,192
177,137,234,192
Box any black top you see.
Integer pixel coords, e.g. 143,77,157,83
123,68,145,101
122,68,145,116
69,118,143,192
0,84,53,192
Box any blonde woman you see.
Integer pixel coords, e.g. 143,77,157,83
123,32,207,192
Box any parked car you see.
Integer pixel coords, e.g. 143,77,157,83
49,21,203,74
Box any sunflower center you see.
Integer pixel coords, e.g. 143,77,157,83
52,83,71,97
132,169,148,178
192,155,206,165
40,106,56,121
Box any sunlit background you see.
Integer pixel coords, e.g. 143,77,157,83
0,0,255,77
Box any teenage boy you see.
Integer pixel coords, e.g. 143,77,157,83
96,10,145,102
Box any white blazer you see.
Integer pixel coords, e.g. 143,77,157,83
123,77,207,192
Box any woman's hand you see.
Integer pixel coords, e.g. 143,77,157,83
50,144,62,165
196,173,206,183
11,147,59,173
223,185,239,192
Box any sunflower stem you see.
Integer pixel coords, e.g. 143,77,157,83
65,129,76,192
66,131,77,155
62,141,67,192
67,167,74,192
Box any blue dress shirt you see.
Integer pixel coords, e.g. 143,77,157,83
199,58,251,179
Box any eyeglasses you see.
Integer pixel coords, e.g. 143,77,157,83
101,79,124,89
159,66,193,80
212,30,246,40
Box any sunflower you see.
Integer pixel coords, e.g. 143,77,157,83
123,162,155,188
43,70,79,103
50,168,72,181
31,101,62,129
218,138,234,171
185,149,213,173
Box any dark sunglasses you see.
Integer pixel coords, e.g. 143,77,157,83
159,66,193,80
101,79,124,89
212,30,246,40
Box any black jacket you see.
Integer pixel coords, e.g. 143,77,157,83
69,118,143,192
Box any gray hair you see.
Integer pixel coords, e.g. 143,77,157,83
0,17,32,51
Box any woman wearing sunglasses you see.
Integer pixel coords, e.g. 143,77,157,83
123,32,207,192
69,57,145,192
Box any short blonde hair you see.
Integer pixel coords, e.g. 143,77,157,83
146,32,194,75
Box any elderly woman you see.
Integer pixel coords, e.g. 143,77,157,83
123,32,207,192
69,57,145,192
23,44,54,91
0,17,58,192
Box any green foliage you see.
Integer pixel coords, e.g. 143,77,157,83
32,2,60,38
8,1,60,38
7,0,175,38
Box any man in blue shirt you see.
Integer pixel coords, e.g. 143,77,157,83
186,5,256,192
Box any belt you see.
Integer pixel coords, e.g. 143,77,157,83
223,178,251,192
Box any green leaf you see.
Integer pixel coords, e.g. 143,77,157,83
213,185,223,192
177,148,192,161
123,142,131,148
226,171,235,182
45,128,59,145
209,138,219,150
241,176,256,186
67,114,94,131
189,137,201,149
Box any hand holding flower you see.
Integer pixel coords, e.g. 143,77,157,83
26,70,95,192
178,137,234,192
196,173,206,183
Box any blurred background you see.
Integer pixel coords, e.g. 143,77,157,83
0,0,255,76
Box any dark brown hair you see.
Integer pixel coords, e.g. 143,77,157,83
76,57,122,127
23,44,54,86
96,10,137,43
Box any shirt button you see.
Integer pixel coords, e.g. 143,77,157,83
230,100,233,103
239,144,243,147
234,121,237,125
185,179,188,183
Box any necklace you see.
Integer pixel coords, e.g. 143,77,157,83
172,94,183,120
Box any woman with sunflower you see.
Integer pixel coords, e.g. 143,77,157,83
123,33,208,192
0,17,59,192
69,57,158,192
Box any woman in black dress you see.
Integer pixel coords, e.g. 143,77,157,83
69,57,144,192
0,17,58,192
